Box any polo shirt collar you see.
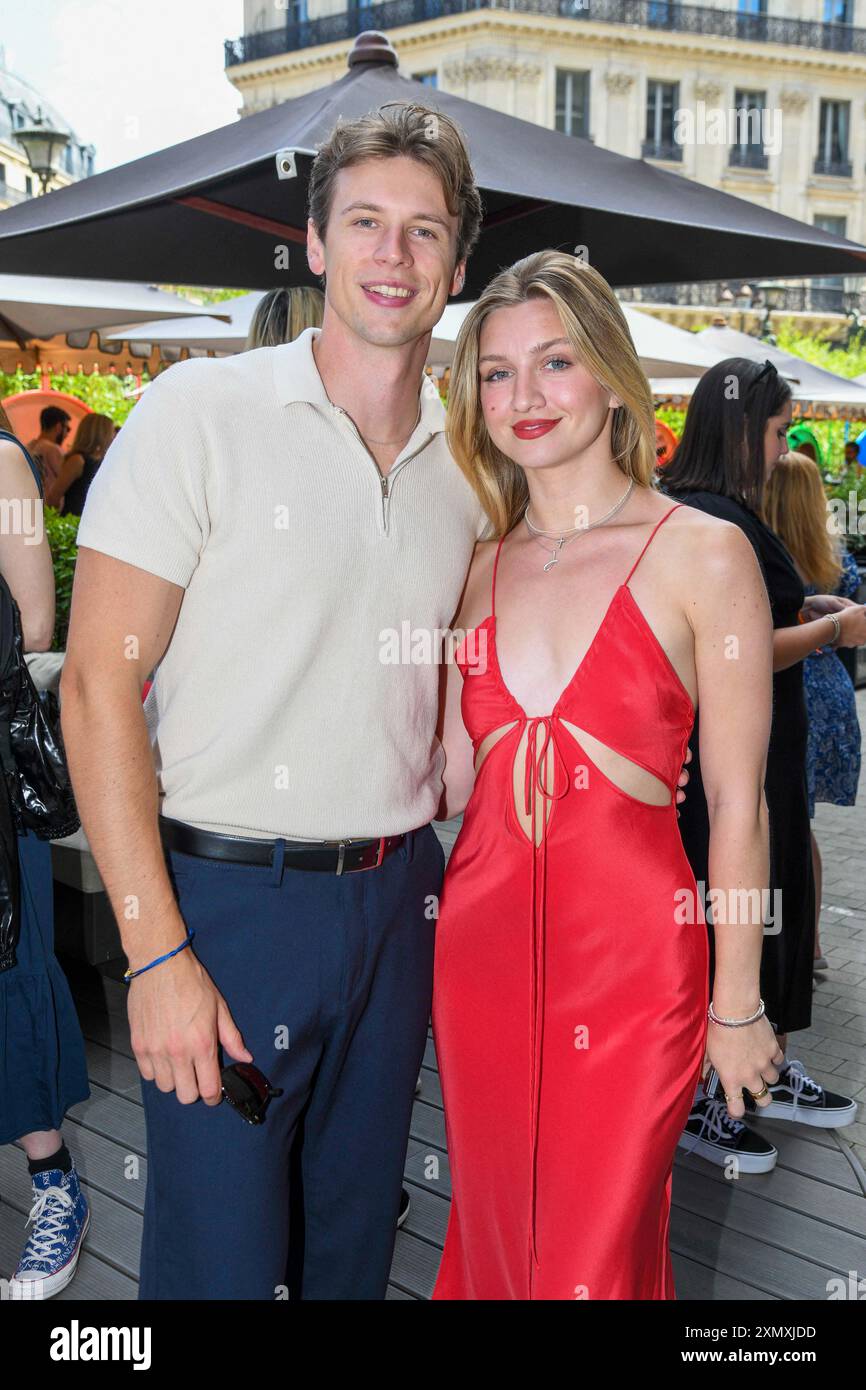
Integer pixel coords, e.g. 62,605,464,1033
272,325,445,435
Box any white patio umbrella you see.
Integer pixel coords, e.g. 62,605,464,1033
108,296,728,378
424,302,727,376
0,274,230,345
104,290,263,354
694,324,866,408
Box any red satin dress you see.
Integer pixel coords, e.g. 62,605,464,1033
432,503,709,1300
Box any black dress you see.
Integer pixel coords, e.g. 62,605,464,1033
661,487,815,1035
62,452,102,516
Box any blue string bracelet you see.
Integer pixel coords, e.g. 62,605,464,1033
123,931,196,985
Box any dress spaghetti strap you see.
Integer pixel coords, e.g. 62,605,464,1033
624,503,683,587
491,534,507,618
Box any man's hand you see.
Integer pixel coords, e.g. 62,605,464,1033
675,743,692,817
128,944,253,1105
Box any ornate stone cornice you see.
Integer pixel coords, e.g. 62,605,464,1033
779,87,810,111
693,80,724,102
442,57,542,82
603,70,635,94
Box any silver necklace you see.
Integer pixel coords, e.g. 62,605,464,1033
524,478,635,572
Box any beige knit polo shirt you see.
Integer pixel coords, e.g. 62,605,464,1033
75,326,488,840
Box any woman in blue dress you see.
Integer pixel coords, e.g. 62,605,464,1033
764,450,862,972
0,408,90,1298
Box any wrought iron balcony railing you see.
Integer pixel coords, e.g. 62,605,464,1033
641,140,683,161
225,0,866,65
619,280,865,314
813,156,853,177
728,146,770,170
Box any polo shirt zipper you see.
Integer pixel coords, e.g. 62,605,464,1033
330,405,432,535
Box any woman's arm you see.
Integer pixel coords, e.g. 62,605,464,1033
435,542,495,821
436,641,476,821
688,520,783,1115
774,605,866,671
0,440,55,651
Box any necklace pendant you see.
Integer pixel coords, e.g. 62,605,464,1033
543,550,558,573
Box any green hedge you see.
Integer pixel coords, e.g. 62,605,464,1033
44,507,80,651
1,368,147,426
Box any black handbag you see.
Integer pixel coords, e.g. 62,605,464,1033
0,570,80,840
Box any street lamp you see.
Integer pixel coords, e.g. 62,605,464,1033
15,109,70,195
755,280,787,344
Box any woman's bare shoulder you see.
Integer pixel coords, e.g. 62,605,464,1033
455,536,500,628
663,501,763,594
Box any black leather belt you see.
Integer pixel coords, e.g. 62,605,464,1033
158,816,405,875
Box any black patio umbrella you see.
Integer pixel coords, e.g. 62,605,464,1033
1,30,864,294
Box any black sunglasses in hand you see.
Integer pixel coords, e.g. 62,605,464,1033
220,1060,283,1124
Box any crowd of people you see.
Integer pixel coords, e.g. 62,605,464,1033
0,98,863,1302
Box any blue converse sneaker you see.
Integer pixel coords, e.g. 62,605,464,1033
743,1058,858,1128
9,1166,90,1299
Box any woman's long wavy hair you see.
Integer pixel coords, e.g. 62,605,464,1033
763,450,843,592
68,412,115,461
446,250,658,538
661,357,792,516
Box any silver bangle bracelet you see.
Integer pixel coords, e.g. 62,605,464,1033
707,998,765,1028
825,613,841,646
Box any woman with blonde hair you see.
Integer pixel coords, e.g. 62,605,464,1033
244,286,324,350
764,450,862,971
47,412,116,515
432,249,782,1299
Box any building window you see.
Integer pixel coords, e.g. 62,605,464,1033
555,69,590,139
412,72,438,88
646,1,682,28
815,99,851,175
643,80,681,160
822,0,853,49
25,174,33,194
730,89,768,169
736,0,768,41
0,161,5,187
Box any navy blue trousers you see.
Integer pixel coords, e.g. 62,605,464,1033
138,824,443,1300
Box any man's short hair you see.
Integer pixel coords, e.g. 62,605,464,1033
40,406,72,433
307,102,483,276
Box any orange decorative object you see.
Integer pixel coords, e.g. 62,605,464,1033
654,420,678,467
0,390,91,449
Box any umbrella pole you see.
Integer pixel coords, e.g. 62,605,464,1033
0,311,29,352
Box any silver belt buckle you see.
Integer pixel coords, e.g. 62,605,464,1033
336,836,387,875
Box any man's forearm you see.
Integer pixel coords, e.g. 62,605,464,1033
60,671,187,972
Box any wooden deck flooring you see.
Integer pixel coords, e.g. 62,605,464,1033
3,684,866,1301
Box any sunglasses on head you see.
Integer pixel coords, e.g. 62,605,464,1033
747,358,777,392
220,1061,283,1124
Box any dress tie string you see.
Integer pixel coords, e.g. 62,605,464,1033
523,716,569,1274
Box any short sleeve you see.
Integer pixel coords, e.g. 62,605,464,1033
74,365,210,587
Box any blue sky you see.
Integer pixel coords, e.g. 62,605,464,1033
0,0,244,171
